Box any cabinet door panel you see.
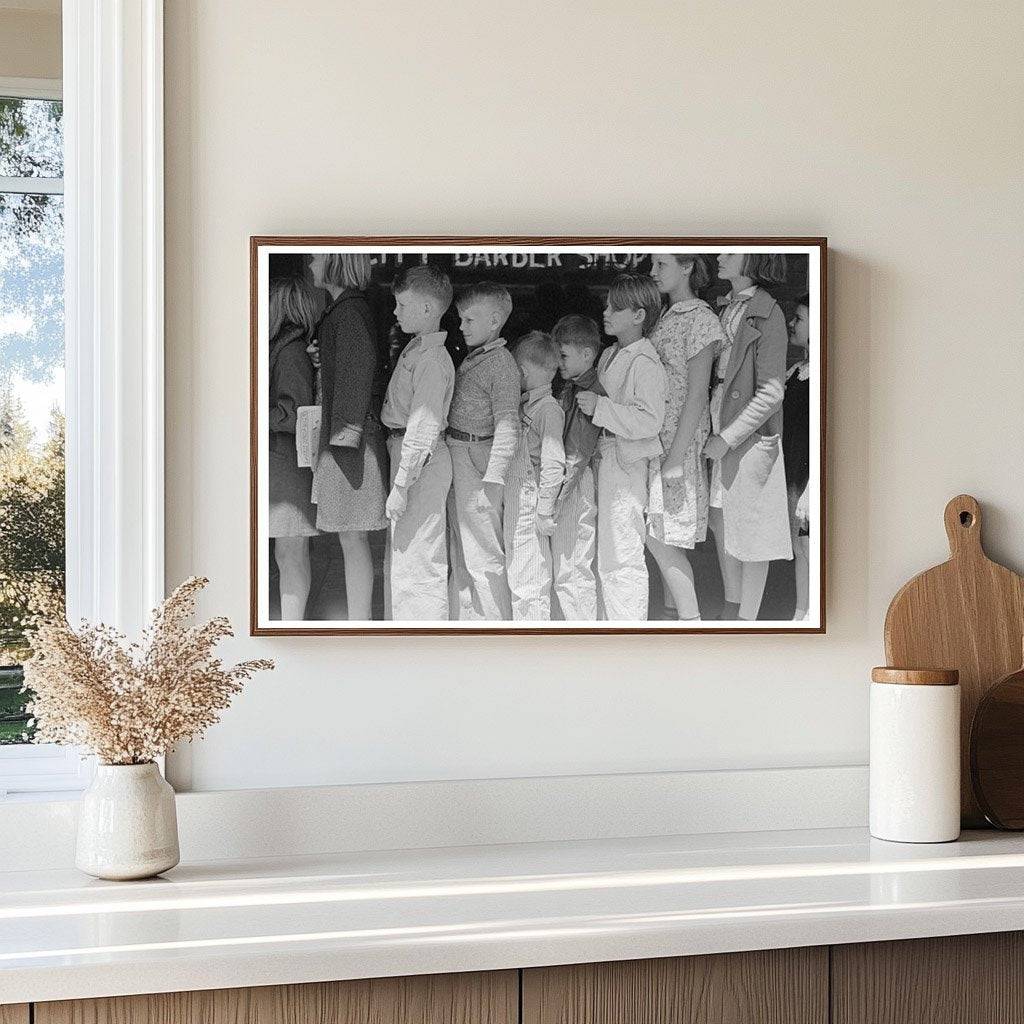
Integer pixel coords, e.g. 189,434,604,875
0,1006,29,1024
523,948,828,1024
36,970,517,1024
832,932,1024,1024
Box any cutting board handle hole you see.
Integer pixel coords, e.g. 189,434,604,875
960,511,975,527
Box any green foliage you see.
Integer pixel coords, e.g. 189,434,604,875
0,395,65,743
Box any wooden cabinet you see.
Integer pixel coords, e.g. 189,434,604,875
22,932,1024,1024
522,948,828,1024
34,971,517,1024
832,932,1024,1024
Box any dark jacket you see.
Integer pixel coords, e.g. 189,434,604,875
315,288,378,453
268,325,314,454
555,365,605,511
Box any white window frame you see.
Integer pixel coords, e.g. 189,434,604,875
0,0,164,799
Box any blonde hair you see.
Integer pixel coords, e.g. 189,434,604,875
607,274,662,337
456,281,513,328
394,263,453,311
514,330,560,372
321,253,372,291
269,276,322,340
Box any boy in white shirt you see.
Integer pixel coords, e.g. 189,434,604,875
576,275,667,620
381,264,455,619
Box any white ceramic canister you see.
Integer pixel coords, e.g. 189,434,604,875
76,762,180,880
869,667,961,843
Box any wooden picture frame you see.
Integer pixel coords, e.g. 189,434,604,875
251,236,827,635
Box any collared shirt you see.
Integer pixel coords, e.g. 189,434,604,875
712,285,759,446
556,365,603,511
381,330,455,488
592,337,666,442
519,384,565,518
716,285,758,382
448,336,521,485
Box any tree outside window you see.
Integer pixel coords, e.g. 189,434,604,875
0,95,65,744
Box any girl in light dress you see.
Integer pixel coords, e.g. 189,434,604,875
705,254,793,622
647,254,724,620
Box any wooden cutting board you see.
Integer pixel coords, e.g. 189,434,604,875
884,494,1024,826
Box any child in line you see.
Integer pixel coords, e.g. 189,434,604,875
551,315,604,621
267,275,323,621
381,264,456,620
647,253,724,621
705,253,792,622
784,295,811,620
309,253,388,621
447,282,521,620
577,275,667,621
503,331,566,620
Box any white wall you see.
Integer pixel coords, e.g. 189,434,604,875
164,0,1024,792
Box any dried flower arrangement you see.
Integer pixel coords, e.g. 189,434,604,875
22,576,273,765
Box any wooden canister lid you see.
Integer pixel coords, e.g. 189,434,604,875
871,667,960,686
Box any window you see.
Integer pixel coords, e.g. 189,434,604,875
0,80,84,797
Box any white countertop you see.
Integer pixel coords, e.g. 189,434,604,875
4,826,1024,1004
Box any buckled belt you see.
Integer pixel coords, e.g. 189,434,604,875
387,426,406,438
446,427,493,443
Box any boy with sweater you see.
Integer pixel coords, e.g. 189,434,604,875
446,282,521,619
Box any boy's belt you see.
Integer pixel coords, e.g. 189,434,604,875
446,427,493,443
387,426,406,438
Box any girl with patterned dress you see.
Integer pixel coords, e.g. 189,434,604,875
647,254,724,620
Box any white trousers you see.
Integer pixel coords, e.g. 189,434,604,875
385,435,451,620
596,437,650,621
503,445,552,621
551,465,597,621
447,438,512,620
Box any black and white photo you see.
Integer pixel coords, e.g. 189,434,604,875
251,239,825,633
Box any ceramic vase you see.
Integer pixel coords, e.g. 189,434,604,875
76,762,180,880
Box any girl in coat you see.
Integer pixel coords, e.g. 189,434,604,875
309,253,388,620
705,253,793,621
268,276,322,620
647,253,724,620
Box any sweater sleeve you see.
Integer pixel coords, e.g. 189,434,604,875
536,404,566,517
719,305,787,448
269,345,313,435
482,356,522,486
328,304,376,447
591,356,666,441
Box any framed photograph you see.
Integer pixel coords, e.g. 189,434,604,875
250,236,826,635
